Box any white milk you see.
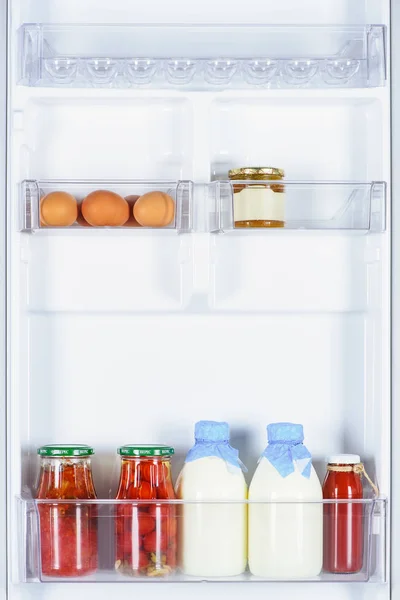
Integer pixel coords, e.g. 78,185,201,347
249,456,323,578
176,456,247,577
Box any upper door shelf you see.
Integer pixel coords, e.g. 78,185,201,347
19,24,386,90
20,180,385,233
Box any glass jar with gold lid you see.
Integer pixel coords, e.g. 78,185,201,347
229,167,285,228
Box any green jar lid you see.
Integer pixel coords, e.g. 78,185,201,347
118,444,174,457
38,444,94,457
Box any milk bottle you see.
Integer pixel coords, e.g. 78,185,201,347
248,423,322,578
176,421,247,576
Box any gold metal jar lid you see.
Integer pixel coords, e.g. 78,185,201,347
229,166,285,180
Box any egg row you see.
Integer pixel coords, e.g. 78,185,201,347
40,190,176,228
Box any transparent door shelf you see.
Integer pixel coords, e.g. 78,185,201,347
21,180,386,233
21,180,193,232
17,497,386,583
19,24,386,90
211,181,386,233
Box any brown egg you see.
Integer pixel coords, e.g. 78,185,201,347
133,191,175,227
81,190,129,227
40,191,78,227
124,195,141,227
76,207,92,227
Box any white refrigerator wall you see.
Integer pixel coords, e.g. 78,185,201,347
11,0,388,25
6,1,391,600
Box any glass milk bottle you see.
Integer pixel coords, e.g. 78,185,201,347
248,423,322,578
175,421,247,576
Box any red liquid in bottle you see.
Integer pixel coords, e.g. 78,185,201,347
323,455,363,574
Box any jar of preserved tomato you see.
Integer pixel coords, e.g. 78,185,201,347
114,445,177,577
229,166,285,228
323,454,364,574
36,444,98,578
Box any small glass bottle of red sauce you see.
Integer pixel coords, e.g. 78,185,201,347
36,444,98,578
115,445,176,577
323,454,363,574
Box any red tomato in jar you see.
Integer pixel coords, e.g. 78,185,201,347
147,505,177,537
143,530,168,552
122,532,141,554
156,480,175,499
137,514,155,536
141,461,172,487
126,482,157,501
126,484,140,500
140,461,155,483
138,481,156,500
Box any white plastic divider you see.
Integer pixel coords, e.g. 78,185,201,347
19,24,386,90
21,180,386,233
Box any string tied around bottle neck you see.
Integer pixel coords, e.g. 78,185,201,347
327,463,379,497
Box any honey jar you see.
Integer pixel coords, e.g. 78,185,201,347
229,167,285,228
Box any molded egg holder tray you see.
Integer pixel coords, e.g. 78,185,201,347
19,24,386,89
16,496,387,583
20,180,386,234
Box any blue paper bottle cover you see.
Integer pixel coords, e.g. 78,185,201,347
185,420,246,471
262,422,312,479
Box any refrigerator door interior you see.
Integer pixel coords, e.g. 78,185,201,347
6,0,391,599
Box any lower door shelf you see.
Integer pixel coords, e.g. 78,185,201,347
17,497,387,584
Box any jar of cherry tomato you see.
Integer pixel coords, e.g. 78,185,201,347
115,445,177,577
323,454,363,574
36,444,98,578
